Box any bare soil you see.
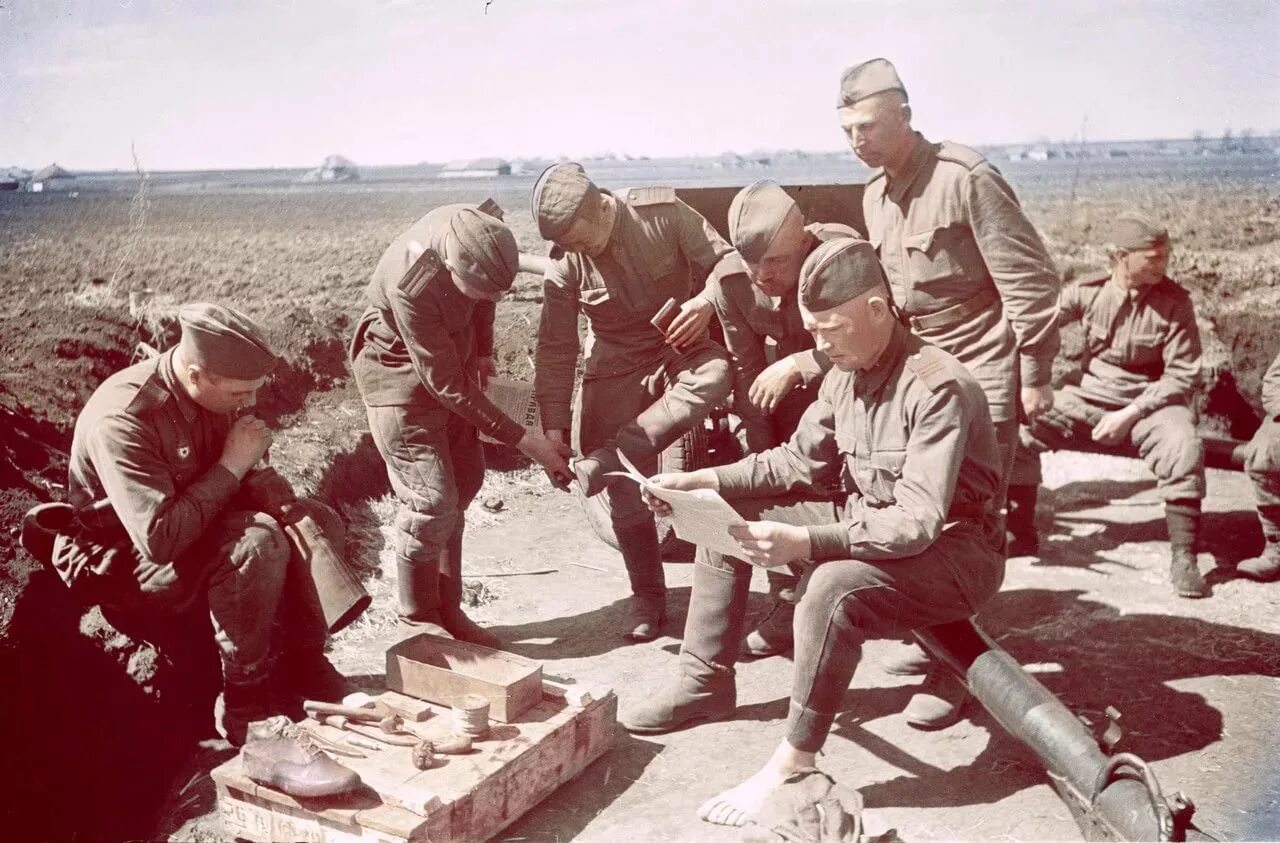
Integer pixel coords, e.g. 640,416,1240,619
1,168,1278,841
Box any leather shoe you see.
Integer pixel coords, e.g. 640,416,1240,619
242,716,362,799
624,593,666,642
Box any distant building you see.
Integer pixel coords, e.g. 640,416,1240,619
298,154,359,183
0,166,29,191
28,163,75,192
439,158,511,178
1026,147,1057,161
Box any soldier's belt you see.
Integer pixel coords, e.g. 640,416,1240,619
908,286,999,332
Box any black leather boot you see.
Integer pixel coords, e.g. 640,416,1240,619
396,555,451,638
438,525,501,649
615,520,667,642
217,675,272,747
1005,484,1040,557
620,561,750,733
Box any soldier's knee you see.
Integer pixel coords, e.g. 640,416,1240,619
703,356,733,401
799,562,879,621
223,511,290,578
396,506,459,560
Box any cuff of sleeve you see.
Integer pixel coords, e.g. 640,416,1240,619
491,416,526,447
807,523,851,561
713,463,753,497
1019,355,1053,389
541,406,573,432
193,463,241,504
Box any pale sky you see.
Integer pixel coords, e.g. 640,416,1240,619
1,0,1277,171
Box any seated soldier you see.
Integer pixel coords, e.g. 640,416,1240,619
56,303,349,745
532,163,733,641
350,203,572,646
1009,212,1209,598
1239,349,1280,581
624,238,1005,829
696,180,855,659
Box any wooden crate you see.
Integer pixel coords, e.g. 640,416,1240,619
386,633,543,723
213,683,615,843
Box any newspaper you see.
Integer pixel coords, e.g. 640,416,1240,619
479,377,542,444
606,451,748,557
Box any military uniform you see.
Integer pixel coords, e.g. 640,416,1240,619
1010,271,1205,500
58,304,342,745
351,204,523,636
1240,351,1280,578
621,239,1004,741
702,222,854,452
535,182,734,629
862,132,1061,477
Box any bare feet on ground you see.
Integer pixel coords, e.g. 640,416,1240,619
696,741,815,827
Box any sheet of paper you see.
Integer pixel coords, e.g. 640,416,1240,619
479,377,542,444
611,451,747,557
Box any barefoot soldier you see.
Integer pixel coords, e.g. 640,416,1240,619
696,180,856,659
838,57,1062,722
58,303,349,745
624,238,1005,830
1239,349,1280,581
1010,213,1209,598
532,162,734,642
351,204,572,646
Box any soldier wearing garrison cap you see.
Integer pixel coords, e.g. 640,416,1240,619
837,56,1062,724
532,162,735,642
1011,212,1210,598
58,302,348,745
695,179,857,661
351,203,572,647
622,238,1004,832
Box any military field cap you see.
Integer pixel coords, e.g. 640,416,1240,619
1110,212,1169,251
532,162,599,240
444,207,518,296
178,302,278,380
837,58,908,108
798,237,887,312
728,180,800,263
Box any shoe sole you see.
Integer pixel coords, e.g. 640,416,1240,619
621,709,732,735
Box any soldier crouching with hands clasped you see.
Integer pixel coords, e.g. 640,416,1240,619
627,238,1005,829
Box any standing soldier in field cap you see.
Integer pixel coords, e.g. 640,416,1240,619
351,203,573,647
1239,350,1280,581
1010,213,1208,597
625,238,1005,829
54,303,350,745
695,180,856,660
837,57,1062,725
532,162,734,641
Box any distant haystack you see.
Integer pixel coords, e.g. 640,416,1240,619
299,154,360,183
439,157,511,178
29,163,75,192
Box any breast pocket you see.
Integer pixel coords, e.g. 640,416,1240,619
858,448,906,505
1128,330,1165,366
903,224,983,296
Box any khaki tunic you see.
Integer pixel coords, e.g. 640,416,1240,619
535,187,733,432
862,133,1061,423
702,222,854,450
1247,351,1280,508
715,322,1003,561
351,203,523,446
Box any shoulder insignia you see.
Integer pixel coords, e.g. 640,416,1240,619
624,186,677,207
904,345,957,391
477,197,504,221
935,141,987,170
397,246,445,298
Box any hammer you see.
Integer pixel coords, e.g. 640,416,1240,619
304,699,396,726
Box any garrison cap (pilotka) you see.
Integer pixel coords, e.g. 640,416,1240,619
532,162,600,240
178,302,278,380
837,58,908,108
798,237,888,312
444,207,519,297
728,180,800,263
1110,212,1170,251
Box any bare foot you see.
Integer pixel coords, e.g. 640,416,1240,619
696,767,790,828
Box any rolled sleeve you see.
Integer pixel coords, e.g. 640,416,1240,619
965,164,1061,388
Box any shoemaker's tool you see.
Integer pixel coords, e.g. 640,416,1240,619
312,714,420,747
295,724,368,759
304,699,404,733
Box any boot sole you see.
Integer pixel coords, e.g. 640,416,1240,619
621,708,733,735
